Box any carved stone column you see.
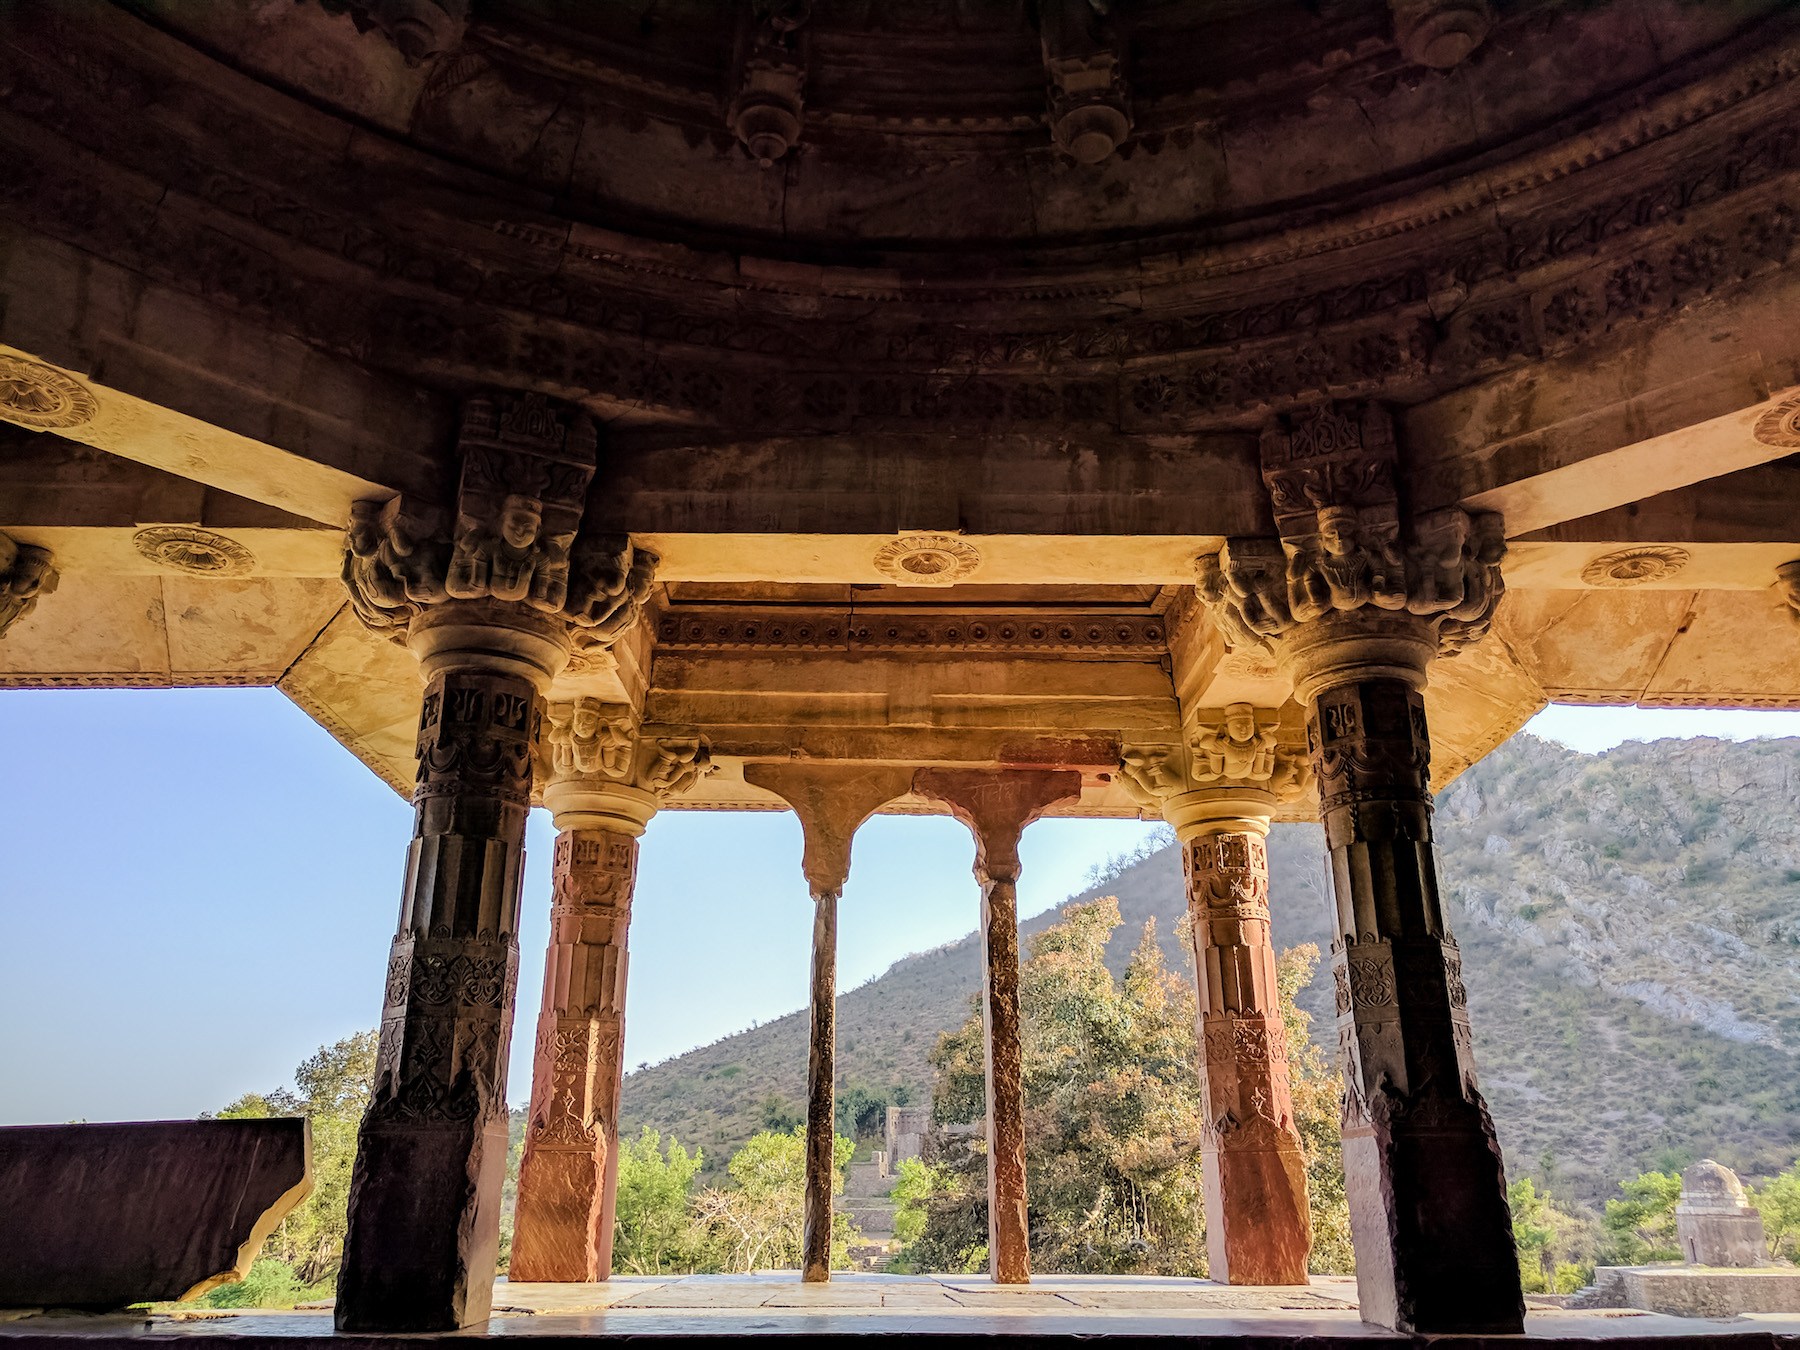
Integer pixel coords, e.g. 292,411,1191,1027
914,769,1082,1286
334,392,657,1332
1121,707,1313,1286
511,701,711,1283
744,765,914,1282
1197,400,1521,1334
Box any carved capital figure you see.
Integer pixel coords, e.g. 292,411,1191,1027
1777,559,1800,625
0,532,57,638
731,0,809,164
342,392,659,658
1200,401,1505,658
543,696,714,803
1121,706,1310,816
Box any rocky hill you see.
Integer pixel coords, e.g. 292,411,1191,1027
621,735,1800,1203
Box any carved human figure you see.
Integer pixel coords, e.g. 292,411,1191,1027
1116,744,1183,812
0,532,58,638
1192,703,1279,783
547,698,635,778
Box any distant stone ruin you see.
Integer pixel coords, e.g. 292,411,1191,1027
1677,1160,1768,1268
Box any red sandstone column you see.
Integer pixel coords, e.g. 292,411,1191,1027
744,764,915,1283
509,827,638,1282
915,768,1083,1286
1170,795,1311,1285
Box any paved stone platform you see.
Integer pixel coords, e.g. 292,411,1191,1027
5,1273,1800,1344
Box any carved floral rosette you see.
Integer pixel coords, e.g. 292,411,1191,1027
342,391,659,657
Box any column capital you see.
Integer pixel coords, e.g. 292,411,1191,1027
541,695,713,834
742,763,915,897
0,532,56,639
1196,399,1505,685
1119,702,1311,833
342,390,658,680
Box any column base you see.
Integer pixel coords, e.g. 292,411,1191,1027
335,1114,511,1332
1204,1141,1312,1286
510,1147,607,1284
1345,1092,1525,1335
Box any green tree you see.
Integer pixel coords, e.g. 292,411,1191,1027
1509,1178,1598,1293
910,899,1351,1278
1751,1158,1800,1262
693,1128,856,1272
1275,943,1353,1275
1601,1170,1683,1265
613,1127,706,1274
204,1031,379,1304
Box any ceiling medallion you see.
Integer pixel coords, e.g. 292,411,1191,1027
0,355,97,430
873,534,982,587
132,526,255,577
1580,546,1690,588
1754,398,1800,449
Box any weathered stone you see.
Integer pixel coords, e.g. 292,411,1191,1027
0,1120,311,1309
914,768,1083,1286
1677,1160,1769,1268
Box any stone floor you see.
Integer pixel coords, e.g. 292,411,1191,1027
6,1274,1800,1344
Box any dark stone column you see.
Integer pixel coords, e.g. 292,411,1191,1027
336,655,542,1332
510,827,637,1283
1174,806,1312,1285
803,884,839,1282
1291,615,1523,1334
914,768,1082,1286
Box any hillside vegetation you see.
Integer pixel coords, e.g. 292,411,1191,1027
623,735,1800,1203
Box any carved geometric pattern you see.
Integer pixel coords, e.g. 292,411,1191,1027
132,525,256,577
656,608,1165,654
0,355,96,430
1579,545,1690,587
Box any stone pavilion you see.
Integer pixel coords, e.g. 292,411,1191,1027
3,0,1800,1339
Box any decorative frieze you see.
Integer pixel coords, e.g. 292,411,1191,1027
657,607,1165,655
0,532,57,638
343,392,658,658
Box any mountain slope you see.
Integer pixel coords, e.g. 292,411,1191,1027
622,735,1800,1201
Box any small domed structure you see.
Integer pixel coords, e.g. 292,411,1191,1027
1677,1161,1767,1268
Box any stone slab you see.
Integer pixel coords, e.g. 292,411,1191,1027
0,1119,312,1310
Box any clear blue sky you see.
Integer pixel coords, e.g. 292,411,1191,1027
3,689,1799,1126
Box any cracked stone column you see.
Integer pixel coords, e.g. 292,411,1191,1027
745,765,914,1282
914,768,1082,1286
511,702,711,1283
1196,400,1521,1334
334,392,657,1332
1121,708,1313,1286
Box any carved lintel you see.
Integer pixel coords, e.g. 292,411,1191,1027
1039,0,1131,163
0,533,57,638
311,0,470,64
730,0,810,165
1389,0,1492,70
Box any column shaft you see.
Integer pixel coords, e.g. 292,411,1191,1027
1183,824,1312,1285
982,871,1030,1285
336,668,536,1332
511,828,637,1282
1308,670,1522,1333
802,887,839,1281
